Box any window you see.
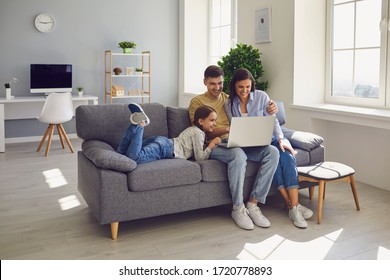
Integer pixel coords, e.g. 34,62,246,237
326,0,388,107
209,0,237,65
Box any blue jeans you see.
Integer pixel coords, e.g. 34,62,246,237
271,139,299,190
210,142,279,207
117,124,174,164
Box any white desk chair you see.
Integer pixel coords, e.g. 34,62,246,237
36,92,74,156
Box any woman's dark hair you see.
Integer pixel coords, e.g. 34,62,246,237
228,68,256,117
204,65,224,79
193,105,216,130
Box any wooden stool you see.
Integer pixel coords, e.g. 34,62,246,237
297,161,360,224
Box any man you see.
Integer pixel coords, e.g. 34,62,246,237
188,65,279,230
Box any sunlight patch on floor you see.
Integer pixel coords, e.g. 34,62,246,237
42,168,68,188
237,229,344,260
377,246,390,260
58,195,81,210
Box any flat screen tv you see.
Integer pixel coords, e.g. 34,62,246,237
30,64,72,94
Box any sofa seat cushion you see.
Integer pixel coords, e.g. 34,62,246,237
196,160,261,182
127,159,202,191
82,140,137,172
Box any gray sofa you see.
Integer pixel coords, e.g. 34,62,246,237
75,102,324,239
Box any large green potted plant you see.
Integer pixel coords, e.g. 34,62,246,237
118,41,137,53
217,43,269,94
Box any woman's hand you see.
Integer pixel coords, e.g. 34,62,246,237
278,138,296,155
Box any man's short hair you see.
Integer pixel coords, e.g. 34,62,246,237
204,65,224,79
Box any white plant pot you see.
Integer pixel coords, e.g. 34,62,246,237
5,88,11,99
78,91,83,97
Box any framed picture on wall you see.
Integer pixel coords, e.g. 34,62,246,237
255,7,272,44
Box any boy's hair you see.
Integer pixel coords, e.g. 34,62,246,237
204,65,224,79
193,105,216,129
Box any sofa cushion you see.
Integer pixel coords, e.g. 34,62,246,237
82,140,137,172
196,160,227,182
76,103,169,150
167,106,192,138
127,159,202,191
196,160,261,182
282,127,324,151
76,104,131,149
275,100,286,126
141,103,169,139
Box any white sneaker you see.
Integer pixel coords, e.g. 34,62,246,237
231,205,254,230
246,202,271,228
297,203,313,219
128,103,150,126
130,112,150,126
289,206,308,228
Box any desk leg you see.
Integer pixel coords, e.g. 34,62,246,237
0,104,4,153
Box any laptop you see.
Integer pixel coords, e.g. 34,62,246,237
218,115,276,148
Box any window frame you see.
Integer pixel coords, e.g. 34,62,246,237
208,0,237,65
325,0,389,108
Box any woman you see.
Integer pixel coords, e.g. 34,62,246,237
224,68,313,228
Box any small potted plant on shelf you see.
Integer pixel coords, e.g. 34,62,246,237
76,87,84,97
118,41,137,54
135,68,143,75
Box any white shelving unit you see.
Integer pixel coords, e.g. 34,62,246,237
104,50,151,104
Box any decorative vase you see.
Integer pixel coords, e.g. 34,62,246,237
113,67,122,75
5,88,11,99
78,91,83,97
123,48,132,54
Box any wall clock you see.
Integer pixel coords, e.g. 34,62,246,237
34,13,55,33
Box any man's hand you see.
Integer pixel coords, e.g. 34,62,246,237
267,100,278,115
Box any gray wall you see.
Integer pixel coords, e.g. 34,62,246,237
0,0,179,138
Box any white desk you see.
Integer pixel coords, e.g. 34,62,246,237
0,95,98,152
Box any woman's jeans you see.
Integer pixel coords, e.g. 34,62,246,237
117,124,174,164
271,139,299,190
209,141,279,207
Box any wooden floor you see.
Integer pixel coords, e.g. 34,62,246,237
1,139,390,260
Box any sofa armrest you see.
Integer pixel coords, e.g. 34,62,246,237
81,140,137,172
282,127,324,152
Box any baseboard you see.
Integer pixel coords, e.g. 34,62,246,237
5,133,79,144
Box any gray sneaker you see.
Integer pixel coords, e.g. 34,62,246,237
297,203,313,219
246,202,271,228
231,205,254,230
289,206,308,228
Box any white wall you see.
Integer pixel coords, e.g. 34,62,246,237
237,0,295,105
0,0,179,138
